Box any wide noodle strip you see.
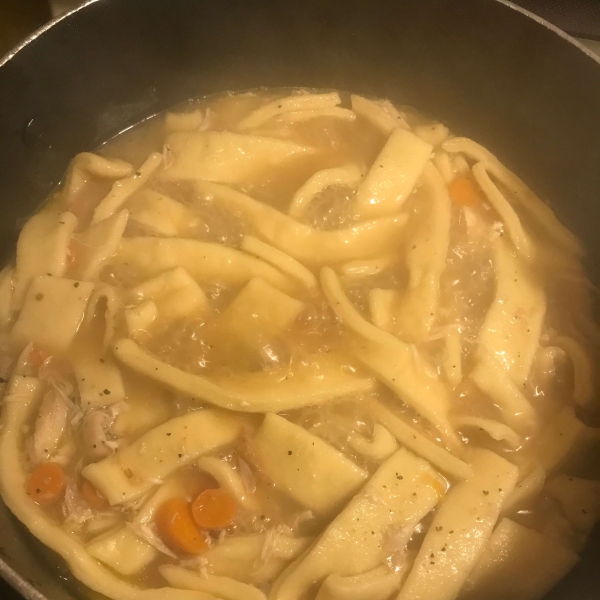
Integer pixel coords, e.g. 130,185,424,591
241,236,318,293
397,449,518,600
218,278,304,350
194,182,408,265
201,533,313,585
546,475,600,535
238,92,342,130
383,162,451,340
12,209,78,309
342,255,396,279
469,354,537,431
125,301,158,337
471,162,532,259
535,406,592,473
164,109,204,133
85,285,122,351
443,329,462,386
551,336,594,407
350,94,408,134
353,128,432,220
478,238,546,388
86,526,157,576
0,376,219,600
366,399,472,480
162,131,314,184
11,275,94,353
114,237,294,292
316,567,403,600
271,449,445,600
73,209,129,280
254,413,368,514
277,107,356,124
128,267,209,320
462,519,578,600
442,137,583,256
414,123,450,147
113,338,375,413
160,564,267,600
82,409,246,504
288,164,364,219
502,465,546,514
92,152,163,224
128,190,201,237
62,152,133,200
71,343,126,409
112,375,173,438
346,423,398,462
320,266,459,447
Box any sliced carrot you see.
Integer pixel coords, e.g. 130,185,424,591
80,479,109,510
155,498,208,555
27,463,66,506
449,177,480,207
191,488,237,530
186,471,219,500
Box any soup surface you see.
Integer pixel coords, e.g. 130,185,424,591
0,89,598,600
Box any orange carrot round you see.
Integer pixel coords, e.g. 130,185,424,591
80,479,109,510
191,488,237,530
449,177,480,207
155,498,208,554
27,463,66,506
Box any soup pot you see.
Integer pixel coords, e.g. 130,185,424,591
0,0,599,598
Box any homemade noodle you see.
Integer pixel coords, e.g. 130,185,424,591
0,89,598,600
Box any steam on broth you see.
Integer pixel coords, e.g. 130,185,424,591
0,89,598,600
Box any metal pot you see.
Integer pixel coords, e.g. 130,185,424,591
1,0,599,598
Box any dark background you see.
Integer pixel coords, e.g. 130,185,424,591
516,0,600,40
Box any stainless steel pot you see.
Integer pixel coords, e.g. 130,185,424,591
1,1,599,598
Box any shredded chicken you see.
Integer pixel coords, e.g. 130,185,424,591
179,555,210,579
63,480,95,527
261,525,294,562
126,521,177,558
30,389,70,465
81,409,117,460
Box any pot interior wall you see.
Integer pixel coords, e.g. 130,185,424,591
1,0,600,598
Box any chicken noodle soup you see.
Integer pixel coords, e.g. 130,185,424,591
0,89,598,600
